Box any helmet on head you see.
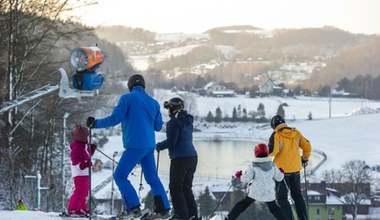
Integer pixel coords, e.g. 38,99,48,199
271,115,285,129
254,143,269,158
164,97,184,115
71,124,89,143
127,74,145,91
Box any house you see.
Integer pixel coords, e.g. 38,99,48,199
302,181,345,220
259,79,283,96
203,82,235,97
209,181,346,220
324,182,372,215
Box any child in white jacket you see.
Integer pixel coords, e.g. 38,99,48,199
225,143,288,220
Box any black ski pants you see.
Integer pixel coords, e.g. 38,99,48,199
227,196,287,220
169,156,198,220
276,172,308,220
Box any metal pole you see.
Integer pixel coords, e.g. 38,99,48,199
88,128,92,219
303,165,309,218
110,151,118,215
37,171,42,209
96,148,118,164
62,112,69,211
156,151,160,172
328,97,332,118
24,170,49,210
209,184,233,219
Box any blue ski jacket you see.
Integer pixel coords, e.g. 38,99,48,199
94,86,163,149
156,110,197,159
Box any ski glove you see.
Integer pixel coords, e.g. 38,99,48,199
301,157,308,167
86,117,96,128
79,160,92,170
90,144,97,156
235,170,243,180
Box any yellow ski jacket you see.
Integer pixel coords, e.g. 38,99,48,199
268,123,312,173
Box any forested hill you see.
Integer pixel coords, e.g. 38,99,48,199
96,25,380,97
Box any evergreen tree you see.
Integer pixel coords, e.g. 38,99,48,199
257,103,265,118
232,107,237,122
237,105,242,118
215,106,222,123
308,111,313,120
197,186,216,219
242,108,247,121
276,105,285,119
206,111,214,123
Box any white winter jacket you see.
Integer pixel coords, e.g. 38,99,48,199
241,156,284,202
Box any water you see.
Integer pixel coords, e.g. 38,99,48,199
156,140,257,179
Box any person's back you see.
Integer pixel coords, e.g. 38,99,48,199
243,158,283,202
15,199,27,211
268,115,311,220
270,123,311,172
226,143,287,220
95,85,162,149
156,97,198,220
163,110,197,159
86,74,170,220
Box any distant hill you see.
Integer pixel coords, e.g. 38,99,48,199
94,25,380,93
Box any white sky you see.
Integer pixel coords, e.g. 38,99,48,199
68,0,380,34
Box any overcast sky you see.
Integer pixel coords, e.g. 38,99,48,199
68,0,380,34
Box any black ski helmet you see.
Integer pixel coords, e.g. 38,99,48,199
164,97,184,114
271,115,285,129
127,74,145,91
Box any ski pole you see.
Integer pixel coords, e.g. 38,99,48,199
88,128,92,220
209,182,234,219
96,148,119,164
303,164,309,218
95,149,138,177
138,168,144,199
156,151,160,172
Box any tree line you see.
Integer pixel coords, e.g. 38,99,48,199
204,103,289,123
0,0,135,211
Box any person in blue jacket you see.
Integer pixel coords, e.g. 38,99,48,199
156,97,198,220
86,74,171,220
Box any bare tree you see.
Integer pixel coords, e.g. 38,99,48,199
321,169,345,183
0,0,96,210
179,92,198,118
321,160,372,220
342,160,371,220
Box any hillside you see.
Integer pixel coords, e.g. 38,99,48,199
95,25,380,94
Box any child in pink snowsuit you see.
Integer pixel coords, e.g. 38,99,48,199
67,124,96,216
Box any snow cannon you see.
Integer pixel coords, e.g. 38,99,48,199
70,46,105,91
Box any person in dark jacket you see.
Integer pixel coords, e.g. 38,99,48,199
86,74,170,220
156,97,198,220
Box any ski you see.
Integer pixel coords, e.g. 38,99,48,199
59,211,93,219
98,211,150,220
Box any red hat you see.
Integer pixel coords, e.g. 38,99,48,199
71,124,89,142
254,143,269,158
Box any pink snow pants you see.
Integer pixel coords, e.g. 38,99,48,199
68,176,89,212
